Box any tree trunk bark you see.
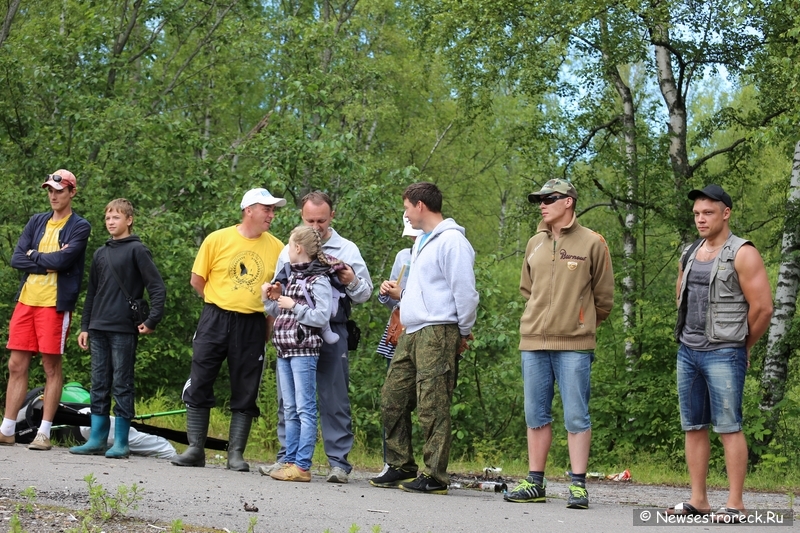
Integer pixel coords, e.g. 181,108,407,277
754,140,800,461
647,7,693,242
602,18,639,362
0,0,22,48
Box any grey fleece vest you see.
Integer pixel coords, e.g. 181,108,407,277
675,233,750,344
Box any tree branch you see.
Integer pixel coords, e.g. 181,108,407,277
741,214,782,234
689,138,746,173
419,121,453,173
563,116,621,172
126,0,193,65
216,112,272,162
592,178,667,216
106,0,144,94
0,0,22,48
576,202,614,217
154,0,240,110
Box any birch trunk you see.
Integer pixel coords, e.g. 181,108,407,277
614,71,638,364
648,9,693,242
601,18,639,362
755,140,800,457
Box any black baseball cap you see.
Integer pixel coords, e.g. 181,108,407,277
688,184,732,209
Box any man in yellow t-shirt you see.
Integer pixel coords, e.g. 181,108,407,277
1,169,91,451
172,188,286,472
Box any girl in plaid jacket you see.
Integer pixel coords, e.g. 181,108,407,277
261,226,339,482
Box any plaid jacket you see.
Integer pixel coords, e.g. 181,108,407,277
272,273,325,358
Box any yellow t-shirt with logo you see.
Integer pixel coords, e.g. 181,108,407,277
192,225,284,314
19,215,70,307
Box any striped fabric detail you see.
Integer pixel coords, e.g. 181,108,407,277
375,322,396,359
59,311,71,354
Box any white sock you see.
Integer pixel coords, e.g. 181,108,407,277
0,418,16,437
38,420,52,438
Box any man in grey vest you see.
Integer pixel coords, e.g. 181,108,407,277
669,184,772,520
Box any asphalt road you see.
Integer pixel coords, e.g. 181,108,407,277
0,445,795,532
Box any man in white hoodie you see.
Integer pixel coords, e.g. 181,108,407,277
369,182,479,495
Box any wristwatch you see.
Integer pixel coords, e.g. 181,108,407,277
347,278,360,291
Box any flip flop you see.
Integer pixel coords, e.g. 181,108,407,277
711,507,747,523
665,502,710,516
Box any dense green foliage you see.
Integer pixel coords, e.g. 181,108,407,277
0,0,797,482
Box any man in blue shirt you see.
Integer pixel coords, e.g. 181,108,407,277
0,170,91,450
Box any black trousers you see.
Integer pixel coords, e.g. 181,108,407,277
183,303,267,417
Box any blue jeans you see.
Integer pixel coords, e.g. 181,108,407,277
677,344,746,433
89,330,138,420
277,355,319,470
275,320,353,472
521,350,593,433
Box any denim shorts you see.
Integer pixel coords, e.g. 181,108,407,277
677,344,746,433
521,350,593,433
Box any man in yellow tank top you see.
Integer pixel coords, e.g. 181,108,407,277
1,170,91,450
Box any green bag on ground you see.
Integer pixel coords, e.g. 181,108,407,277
60,382,91,404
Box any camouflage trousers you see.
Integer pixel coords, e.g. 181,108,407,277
381,324,461,486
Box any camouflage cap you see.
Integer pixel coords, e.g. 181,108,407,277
527,178,578,203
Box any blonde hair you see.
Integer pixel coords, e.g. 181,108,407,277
290,226,333,266
105,198,135,230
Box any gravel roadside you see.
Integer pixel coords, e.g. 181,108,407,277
1,444,796,533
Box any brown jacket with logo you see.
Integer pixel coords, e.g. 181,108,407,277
519,214,614,351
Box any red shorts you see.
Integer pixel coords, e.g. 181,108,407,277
6,302,71,355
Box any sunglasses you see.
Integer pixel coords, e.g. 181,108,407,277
47,174,63,183
540,195,569,205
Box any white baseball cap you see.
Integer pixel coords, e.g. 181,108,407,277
402,216,423,237
241,188,287,209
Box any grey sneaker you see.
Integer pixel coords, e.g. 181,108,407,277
567,483,589,509
326,466,349,483
258,461,288,476
504,477,546,503
28,433,52,451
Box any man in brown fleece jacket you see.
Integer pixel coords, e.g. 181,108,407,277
505,179,614,510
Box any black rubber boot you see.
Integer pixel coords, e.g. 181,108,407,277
171,406,210,467
226,411,252,472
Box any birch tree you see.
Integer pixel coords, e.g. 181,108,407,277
755,141,800,458
420,0,785,360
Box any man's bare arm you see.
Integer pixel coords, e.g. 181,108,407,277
735,245,773,351
190,273,206,299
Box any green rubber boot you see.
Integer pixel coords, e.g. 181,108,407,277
105,418,131,459
69,415,110,456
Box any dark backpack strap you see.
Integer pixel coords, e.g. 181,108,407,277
102,246,133,301
681,238,703,271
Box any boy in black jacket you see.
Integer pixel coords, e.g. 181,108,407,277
70,198,166,458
